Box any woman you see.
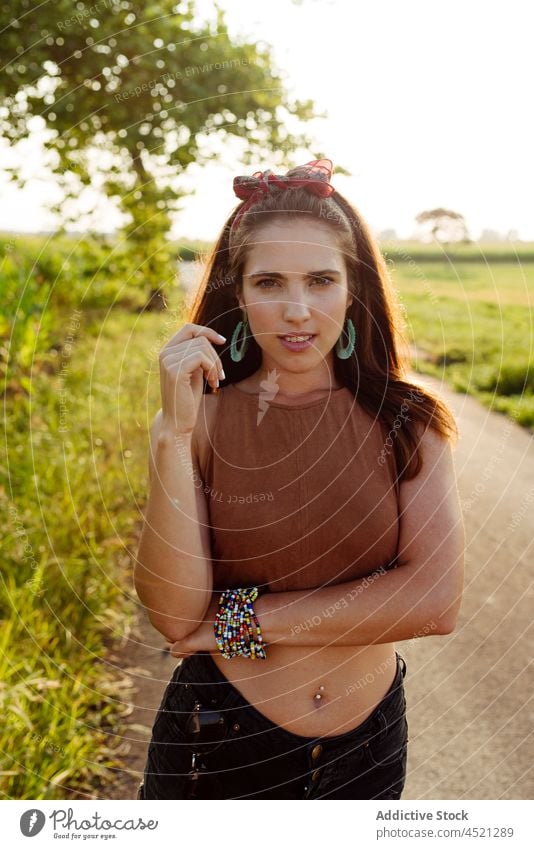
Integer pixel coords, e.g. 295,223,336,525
134,159,465,799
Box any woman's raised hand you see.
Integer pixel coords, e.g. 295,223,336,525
158,323,226,436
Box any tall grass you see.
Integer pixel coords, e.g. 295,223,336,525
1,300,180,798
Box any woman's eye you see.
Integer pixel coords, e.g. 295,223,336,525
256,277,334,288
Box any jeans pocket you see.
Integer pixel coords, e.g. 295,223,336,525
142,739,197,799
144,719,231,800
143,666,237,799
365,735,407,769
364,713,408,769
150,685,195,745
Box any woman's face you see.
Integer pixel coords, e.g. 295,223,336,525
238,217,353,383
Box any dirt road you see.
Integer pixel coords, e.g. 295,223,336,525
106,371,534,800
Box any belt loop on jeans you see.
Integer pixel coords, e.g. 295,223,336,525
399,654,407,678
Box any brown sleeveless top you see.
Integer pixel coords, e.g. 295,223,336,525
199,382,400,594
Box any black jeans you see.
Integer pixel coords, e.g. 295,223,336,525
138,650,408,800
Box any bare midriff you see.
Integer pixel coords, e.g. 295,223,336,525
209,641,397,738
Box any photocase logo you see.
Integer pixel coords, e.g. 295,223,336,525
20,809,46,836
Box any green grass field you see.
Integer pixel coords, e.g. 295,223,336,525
381,240,534,263
389,254,533,428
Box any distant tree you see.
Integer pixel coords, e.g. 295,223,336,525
0,1,317,309
377,228,398,241
415,208,470,244
479,228,504,243
506,229,520,242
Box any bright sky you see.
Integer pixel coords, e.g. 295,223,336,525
0,0,532,240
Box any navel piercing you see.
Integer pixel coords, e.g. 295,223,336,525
314,685,325,701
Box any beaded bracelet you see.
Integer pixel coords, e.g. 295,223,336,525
214,586,267,660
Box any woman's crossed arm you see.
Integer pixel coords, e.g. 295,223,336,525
169,424,465,655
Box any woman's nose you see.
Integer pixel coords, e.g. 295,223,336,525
282,299,312,320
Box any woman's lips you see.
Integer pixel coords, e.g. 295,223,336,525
277,334,316,352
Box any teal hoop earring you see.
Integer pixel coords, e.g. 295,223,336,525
335,317,356,359
230,315,250,362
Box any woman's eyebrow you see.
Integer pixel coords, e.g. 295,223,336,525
245,269,342,279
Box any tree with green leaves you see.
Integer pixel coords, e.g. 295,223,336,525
0,1,318,308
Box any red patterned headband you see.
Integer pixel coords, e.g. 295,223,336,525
230,157,335,235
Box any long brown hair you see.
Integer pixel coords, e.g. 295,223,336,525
186,177,458,483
